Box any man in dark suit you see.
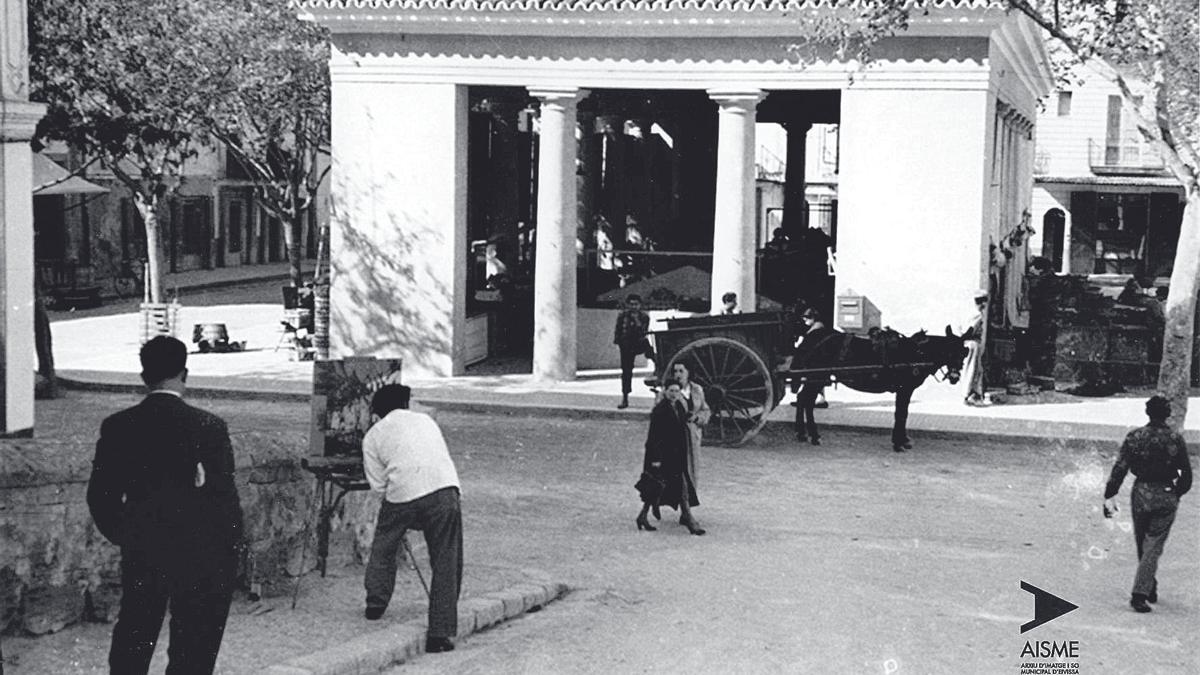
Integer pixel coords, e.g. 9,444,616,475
88,336,244,673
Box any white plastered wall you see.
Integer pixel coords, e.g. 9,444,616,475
328,77,468,377
837,87,991,335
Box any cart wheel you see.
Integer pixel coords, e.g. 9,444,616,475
667,337,774,446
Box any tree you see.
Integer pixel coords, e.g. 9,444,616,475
210,2,331,289
29,0,243,304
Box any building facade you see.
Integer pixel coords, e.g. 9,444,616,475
303,0,1052,379
33,142,324,305
1031,66,1184,282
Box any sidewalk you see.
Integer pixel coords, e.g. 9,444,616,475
50,301,1200,445
147,261,296,298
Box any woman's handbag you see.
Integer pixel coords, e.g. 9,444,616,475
635,471,666,504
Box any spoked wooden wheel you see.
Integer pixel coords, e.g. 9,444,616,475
667,337,774,446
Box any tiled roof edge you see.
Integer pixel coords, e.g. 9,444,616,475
297,0,1001,13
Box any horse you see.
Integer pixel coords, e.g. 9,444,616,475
789,326,968,452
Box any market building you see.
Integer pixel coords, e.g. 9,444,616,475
301,0,1053,379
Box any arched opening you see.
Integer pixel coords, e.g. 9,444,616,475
1041,208,1066,272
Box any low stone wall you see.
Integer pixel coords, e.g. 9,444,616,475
0,428,378,636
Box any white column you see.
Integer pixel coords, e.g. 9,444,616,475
529,87,583,382
708,89,763,313
1,0,45,436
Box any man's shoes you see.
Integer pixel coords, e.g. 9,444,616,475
1130,594,1152,613
426,636,455,653
617,397,629,409
365,606,385,620
1148,588,1158,604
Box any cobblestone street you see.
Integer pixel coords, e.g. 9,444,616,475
6,391,1198,673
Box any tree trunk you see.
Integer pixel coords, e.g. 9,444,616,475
285,200,304,287
1156,191,1200,430
33,277,58,399
138,198,167,304
313,219,331,360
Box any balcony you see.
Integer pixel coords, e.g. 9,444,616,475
1088,138,1166,176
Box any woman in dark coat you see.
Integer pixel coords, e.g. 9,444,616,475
636,379,705,535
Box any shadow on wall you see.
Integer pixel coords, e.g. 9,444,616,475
330,167,455,376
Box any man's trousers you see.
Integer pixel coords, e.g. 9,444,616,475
365,487,463,638
1130,480,1180,597
619,345,639,395
108,553,235,674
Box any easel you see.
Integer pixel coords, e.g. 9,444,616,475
291,357,428,609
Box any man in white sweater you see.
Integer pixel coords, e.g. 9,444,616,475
362,384,462,654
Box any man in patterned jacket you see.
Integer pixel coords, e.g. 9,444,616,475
1104,394,1193,613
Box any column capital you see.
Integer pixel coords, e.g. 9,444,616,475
706,88,765,109
528,86,587,105
782,119,815,133
0,100,45,142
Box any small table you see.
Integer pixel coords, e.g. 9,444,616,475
300,456,370,577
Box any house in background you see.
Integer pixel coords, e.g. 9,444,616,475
33,141,324,305
1031,66,1184,284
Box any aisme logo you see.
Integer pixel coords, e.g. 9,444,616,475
1020,581,1078,633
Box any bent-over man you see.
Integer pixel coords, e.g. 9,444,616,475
88,336,243,674
1104,395,1193,613
363,385,463,653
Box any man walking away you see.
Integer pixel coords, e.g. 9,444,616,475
363,385,463,653
1104,395,1193,613
88,336,243,674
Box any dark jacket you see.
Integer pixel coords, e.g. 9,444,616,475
1105,421,1193,499
642,398,699,508
88,393,244,579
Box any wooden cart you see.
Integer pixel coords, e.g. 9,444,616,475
648,312,794,446
649,312,942,446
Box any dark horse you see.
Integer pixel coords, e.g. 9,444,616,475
790,327,968,452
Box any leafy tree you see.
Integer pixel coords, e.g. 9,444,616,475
210,2,331,289
29,0,242,304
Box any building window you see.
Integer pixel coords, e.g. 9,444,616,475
1056,92,1072,116
177,197,211,257
224,145,251,180
120,197,146,260
227,200,244,253
1071,191,1181,277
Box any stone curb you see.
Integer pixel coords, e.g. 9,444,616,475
262,581,568,675
58,373,1164,446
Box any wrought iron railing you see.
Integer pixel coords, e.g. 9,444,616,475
1088,138,1164,173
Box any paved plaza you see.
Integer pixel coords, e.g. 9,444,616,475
6,396,1198,673
5,292,1196,672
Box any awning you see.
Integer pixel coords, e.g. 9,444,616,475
32,154,110,195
